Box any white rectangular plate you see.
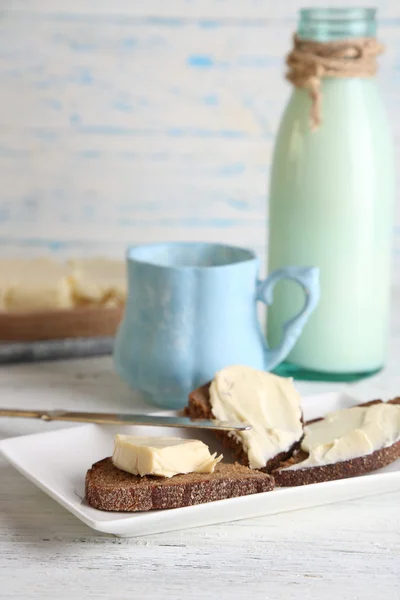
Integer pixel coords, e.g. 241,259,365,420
1,392,400,537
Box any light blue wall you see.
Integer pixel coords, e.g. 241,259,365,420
1,0,399,276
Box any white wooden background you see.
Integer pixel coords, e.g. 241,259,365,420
1,0,400,278
1,6,400,597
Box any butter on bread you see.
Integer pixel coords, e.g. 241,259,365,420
68,257,127,305
273,398,400,486
112,435,222,478
187,366,303,473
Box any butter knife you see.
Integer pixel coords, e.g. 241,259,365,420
0,408,251,431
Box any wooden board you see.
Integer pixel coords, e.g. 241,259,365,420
0,306,124,342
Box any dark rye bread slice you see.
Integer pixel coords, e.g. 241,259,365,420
186,382,302,473
273,397,400,487
85,458,274,512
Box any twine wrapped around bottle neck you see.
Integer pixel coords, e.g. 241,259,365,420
286,34,384,130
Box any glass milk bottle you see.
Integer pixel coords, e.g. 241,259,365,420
267,8,394,381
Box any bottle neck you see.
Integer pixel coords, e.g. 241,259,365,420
298,8,377,42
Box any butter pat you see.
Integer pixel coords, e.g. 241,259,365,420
5,259,73,311
209,365,303,470
112,435,222,478
0,257,126,311
285,402,400,470
69,258,126,305
0,259,26,310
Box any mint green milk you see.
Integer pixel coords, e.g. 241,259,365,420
267,8,395,380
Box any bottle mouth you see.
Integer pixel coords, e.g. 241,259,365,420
298,7,377,41
300,8,376,22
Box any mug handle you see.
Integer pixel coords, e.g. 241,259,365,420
256,266,320,371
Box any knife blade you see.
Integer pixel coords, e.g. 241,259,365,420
0,337,114,364
0,408,251,432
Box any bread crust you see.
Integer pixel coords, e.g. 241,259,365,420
85,459,274,512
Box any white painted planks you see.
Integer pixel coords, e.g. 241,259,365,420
0,0,399,282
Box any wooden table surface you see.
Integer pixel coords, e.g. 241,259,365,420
1,336,400,599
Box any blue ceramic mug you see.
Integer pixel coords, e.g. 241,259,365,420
114,242,319,409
